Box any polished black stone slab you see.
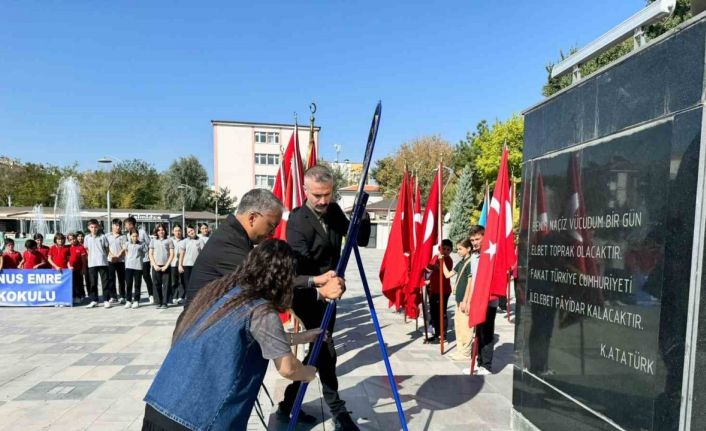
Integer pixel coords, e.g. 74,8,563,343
515,15,706,430
523,17,706,160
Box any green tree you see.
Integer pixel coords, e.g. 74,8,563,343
160,156,210,211
452,115,524,222
448,166,474,243
110,159,162,209
207,186,238,215
79,169,110,209
371,135,455,203
543,0,692,97
0,160,76,207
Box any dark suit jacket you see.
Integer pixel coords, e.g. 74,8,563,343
183,214,252,309
286,202,370,330
183,213,309,310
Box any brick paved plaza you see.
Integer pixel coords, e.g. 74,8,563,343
0,248,513,430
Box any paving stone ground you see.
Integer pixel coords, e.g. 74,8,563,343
0,248,514,431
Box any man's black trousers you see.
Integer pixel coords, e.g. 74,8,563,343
108,261,126,299
88,266,109,302
142,261,154,297
429,293,450,339
281,300,346,416
151,269,170,306
476,305,497,371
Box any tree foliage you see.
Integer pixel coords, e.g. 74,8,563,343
448,166,474,243
451,115,524,223
371,135,455,203
0,156,209,212
0,159,77,207
160,156,211,211
81,159,162,209
543,0,692,97
207,186,238,215
111,159,162,209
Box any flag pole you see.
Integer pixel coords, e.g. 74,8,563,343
307,102,317,169
507,177,514,322
438,160,445,355
414,171,420,331
402,164,408,324
470,327,478,375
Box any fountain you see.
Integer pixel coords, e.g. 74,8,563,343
56,176,83,234
29,204,50,237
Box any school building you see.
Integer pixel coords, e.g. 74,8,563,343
212,120,320,201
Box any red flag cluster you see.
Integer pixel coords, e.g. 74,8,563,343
273,125,307,240
272,125,309,323
379,171,414,311
468,146,517,327
379,165,443,320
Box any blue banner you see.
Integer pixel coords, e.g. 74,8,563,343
0,269,73,307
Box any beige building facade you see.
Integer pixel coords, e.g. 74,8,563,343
212,120,320,201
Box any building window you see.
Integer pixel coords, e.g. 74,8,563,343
255,153,280,165
254,131,279,144
255,175,276,188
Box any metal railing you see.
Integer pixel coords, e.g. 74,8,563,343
551,0,676,82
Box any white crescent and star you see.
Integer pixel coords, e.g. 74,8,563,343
423,213,435,241
485,241,497,259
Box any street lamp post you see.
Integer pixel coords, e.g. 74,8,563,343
98,157,123,231
177,184,193,228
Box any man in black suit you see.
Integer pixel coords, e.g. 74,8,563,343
276,165,370,431
183,188,344,310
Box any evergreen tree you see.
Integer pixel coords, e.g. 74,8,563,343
448,166,474,244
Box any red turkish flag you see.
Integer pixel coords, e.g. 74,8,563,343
406,169,441,319
469,147,516,327
567,154,597,275
273,125,305,240
379,171,413,309
535,169,550,240
559,153,602,328
272,126,304,324
406,174,416,259
412,176,423,248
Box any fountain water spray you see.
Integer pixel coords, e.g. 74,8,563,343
29,205,50,236
56,177,83,234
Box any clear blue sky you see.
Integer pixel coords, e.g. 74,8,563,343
0,1,644,180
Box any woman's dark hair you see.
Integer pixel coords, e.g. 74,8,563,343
54,233,65,243
173,239,296,343
153,223,167,238
33,233,44,241
25,239,37,250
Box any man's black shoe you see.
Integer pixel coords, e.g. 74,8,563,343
334,411,360,431
275,405,317,424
